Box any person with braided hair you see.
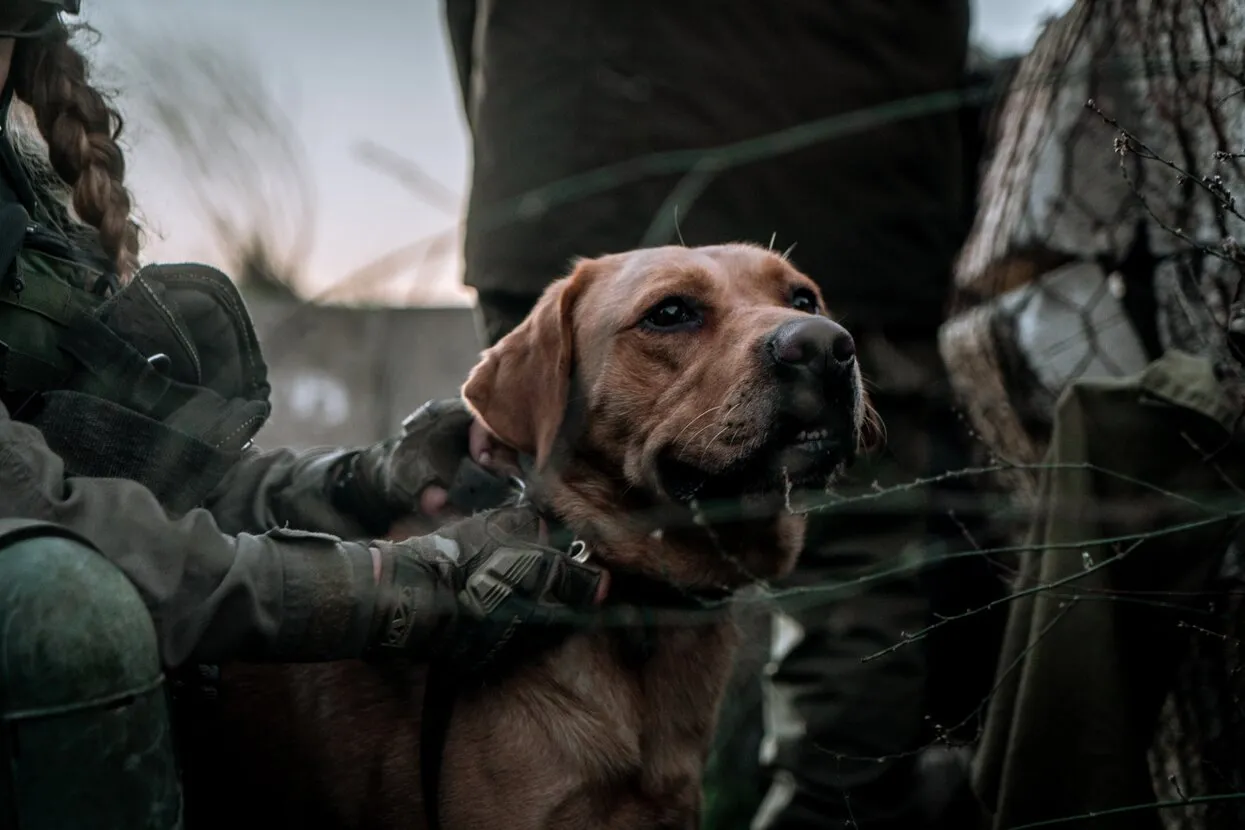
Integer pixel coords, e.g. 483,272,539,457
0,3,606,827
7,2,140,281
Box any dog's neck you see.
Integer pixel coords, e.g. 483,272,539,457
538,506,733,611
515,450,795,608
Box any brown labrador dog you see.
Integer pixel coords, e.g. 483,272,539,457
441,242,875,828
181,242,875,830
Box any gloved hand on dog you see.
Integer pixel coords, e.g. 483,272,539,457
367,505,608,674
330,398,521,536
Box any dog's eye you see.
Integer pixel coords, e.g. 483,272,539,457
792,288,819,314
641,297,702,331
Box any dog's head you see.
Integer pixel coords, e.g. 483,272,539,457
463,243,879,589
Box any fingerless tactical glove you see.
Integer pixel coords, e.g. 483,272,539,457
366,506,603,673
330,398,515,534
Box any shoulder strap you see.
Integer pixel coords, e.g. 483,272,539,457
0,203,28,286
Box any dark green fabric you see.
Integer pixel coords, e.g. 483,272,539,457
451,0,973,332
1,260,273,516
973,350,1245,830
0,519,182,829
0,149,381,668
0,253,80,394
0,85,274,513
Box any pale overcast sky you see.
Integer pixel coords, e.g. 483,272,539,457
72,0,1073,306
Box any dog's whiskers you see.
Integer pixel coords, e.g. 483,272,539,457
698,422,737,465
725,415,752,449
682,403,739,454
671,404,727,451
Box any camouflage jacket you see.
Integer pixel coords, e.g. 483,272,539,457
974,350,1245,830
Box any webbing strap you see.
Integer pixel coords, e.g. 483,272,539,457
0,346,65,394
0,263,90,393
55,305,196,423
0,266,80,327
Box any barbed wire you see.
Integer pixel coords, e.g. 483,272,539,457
120,13,1245,829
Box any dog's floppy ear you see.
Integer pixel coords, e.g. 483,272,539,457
462,262,591,469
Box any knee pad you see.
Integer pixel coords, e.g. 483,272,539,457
0,519,181,829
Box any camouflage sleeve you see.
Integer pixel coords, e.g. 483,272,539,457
203,445,369,539
0,401,379,669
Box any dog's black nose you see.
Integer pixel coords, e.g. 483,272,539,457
766,316,856,376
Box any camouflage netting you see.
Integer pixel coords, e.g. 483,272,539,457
941,1,1245,826
941,0,1245,501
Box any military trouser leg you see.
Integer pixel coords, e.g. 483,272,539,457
752,388,935,830
0,520,182,830
749,322,998,830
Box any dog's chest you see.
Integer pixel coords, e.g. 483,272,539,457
440,624,736,828
540,626,735,772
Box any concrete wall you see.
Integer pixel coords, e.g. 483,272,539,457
244,294,484,451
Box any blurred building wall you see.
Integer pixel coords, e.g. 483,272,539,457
245,294,482,450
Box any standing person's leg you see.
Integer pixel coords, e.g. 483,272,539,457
752,332,946,830
448,0,668,351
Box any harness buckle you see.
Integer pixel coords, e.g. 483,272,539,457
509,475,528,504
567,539,591,564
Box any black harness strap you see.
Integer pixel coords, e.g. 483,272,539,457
0,203,27,283
419,654,456,830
